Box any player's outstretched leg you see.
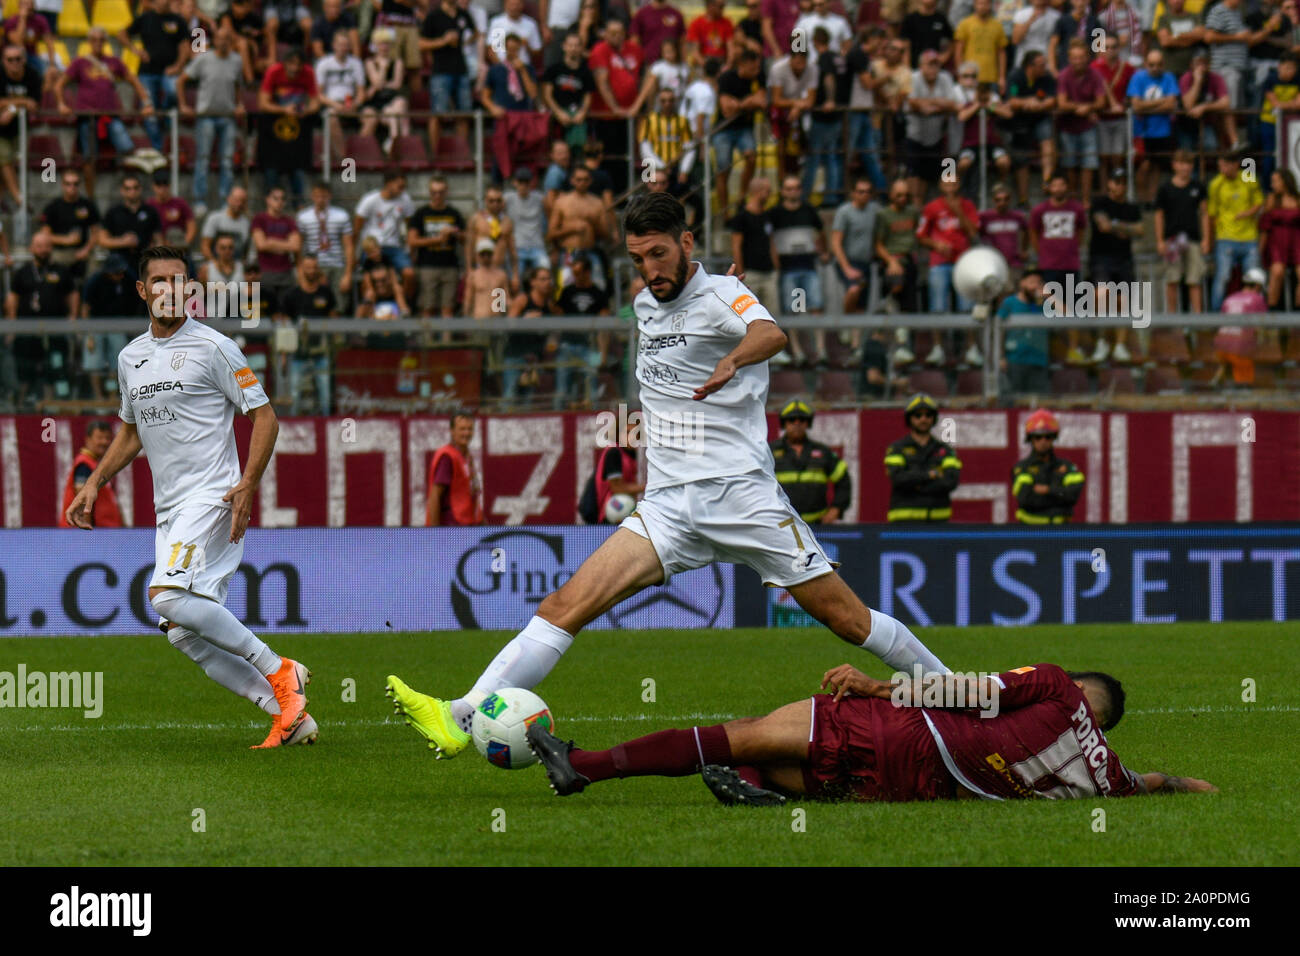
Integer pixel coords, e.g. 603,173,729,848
786,573,950,676
526,724,590,795
385,674,470,759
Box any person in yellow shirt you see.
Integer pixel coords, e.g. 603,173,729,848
955,0,1008,89
1208,152,1264,309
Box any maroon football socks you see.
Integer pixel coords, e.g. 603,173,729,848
569,725,734,783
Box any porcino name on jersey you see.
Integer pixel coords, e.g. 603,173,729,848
1070,699,1117,794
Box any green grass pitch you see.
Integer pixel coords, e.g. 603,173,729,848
1,623,1296,866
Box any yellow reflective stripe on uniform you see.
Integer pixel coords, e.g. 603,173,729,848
884,454,906,466
940,456,962,469
774,470,802,483
828,460,848,482
802,507,828,522
1062,472,1085,486
1016,509,1069,524
1012,473,1034,493
887,507,952,521
777,470,835,484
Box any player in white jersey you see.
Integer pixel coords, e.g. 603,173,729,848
64,246,316,749
386,193,950,759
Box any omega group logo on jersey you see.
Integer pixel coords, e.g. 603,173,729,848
130,381,185,401
638,333,688,355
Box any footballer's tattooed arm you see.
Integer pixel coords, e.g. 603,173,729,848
693,320,788,401
1138,772,1219,795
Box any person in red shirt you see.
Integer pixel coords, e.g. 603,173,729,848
147,169,196,248
59,421,124,528
425,410,484,526
588,18,646,193
685,0,734,67
527,661,1217,803
257,47,320,208
1089,33,1136,186
916,176,979,364
251,186,302,301
631,0,685,64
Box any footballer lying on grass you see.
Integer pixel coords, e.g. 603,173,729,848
525,663,1218,804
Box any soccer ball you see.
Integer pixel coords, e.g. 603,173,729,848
604,493,636,523
472,687,554,769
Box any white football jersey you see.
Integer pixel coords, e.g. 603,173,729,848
633,263,777,490
118,318,270,524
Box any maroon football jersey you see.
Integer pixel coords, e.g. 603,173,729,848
923,664,1141,800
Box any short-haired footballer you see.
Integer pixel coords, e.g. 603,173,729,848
65,246,316,749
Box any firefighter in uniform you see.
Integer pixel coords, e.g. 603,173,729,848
770,400,851,523
884,394,961,521
1012,408,1085,524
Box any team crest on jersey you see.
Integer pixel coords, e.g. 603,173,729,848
170,352,186,371
670,310,686,331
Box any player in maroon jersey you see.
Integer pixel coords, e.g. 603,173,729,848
526,662,1217,804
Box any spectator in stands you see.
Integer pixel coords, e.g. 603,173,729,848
998,269,1050,395
979,181,1030,283
904,49,958,205
1179,51,1237,151
489,0,544,67
1260,54,1300,185
804,27,848,207
954,0,1006,90
578,137,615,210
1049,0,1101,76
1204,0,1275,111
408,173,465,321
761,0,802,59
506,167,548,279
875,179,922,319
58,422,124,528
539,0,581,67
200,184,251,262
276,253,335,414
727,176,780,318
356,170,416,302
1154,149,1210,312
1260,168,1300,309
178,23,243,219
316,29,367,165
466,237,509,318
80,255,136,402
1088,168,1141,363
148,169,195,249
772,399,852,524
1056,38,1105,206
713,48,767,212
505,265,559,404
2,0,55,82
120,0,191,153
56,27,155,196
884,393,961,523
772,174,828,364
0,44,38,210
639,86,698,218
467,184,516,278
311,0,361,61
1013,408,1084,525
647,36,689,101
360,29,409,154
797,0,854,53
1005,50,1056,206
918,175,979,364
956,77,1013,192
252,186,302,302
1208,152,1264,310
1089,34,1134,185
873,32,912,167
1247,0,1296,110
590,18,646,194
769,42,818,178
1211,269,1266,387
263,0,314,65
1030,173,1088,363
686,0,734,68
682,54,719,163
197,232,245,290
1012,0,1059,73
831,177,879,323
39,168,99,281
574,0,605,55
734,0,765,61
221,0,265,84
1128,49,1180,204
549,165,612,289
425,410,484,526
844,28,887,193
5,231,76,408
259,47,320,207
542,139,572,217
541,29,594,149
358,258,410,324
1096,0,1144,68
100,174,163,276
899,0,952,67
552,251,605,406
1154,0,1204,78
421,0,475,149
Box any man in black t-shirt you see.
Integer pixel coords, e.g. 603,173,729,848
40,169,100,280
1154,149,1209,313
277,254,336,415
80,253,138,400
1005,51,1057,206
310,0,360,59
408,174,466,319
3,232,76,407
807,27,849,208
770,175,828,364
120,0,190,151
900,0,954,67
1088,168,1142,362
421,0,475,146
726,176,778,316
100,174,163,275
553,251,607,408
713,49,767,211
0,45,39,208
541,31,595,149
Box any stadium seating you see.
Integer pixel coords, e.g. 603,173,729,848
955,369,983,395
768,369,807,404
431,135,474,172
814,370,856,404
1148,329,1191,364
90,0,132,33
392,135,430,172
1097,366,1137,394
1144,365,1184,394
1051,367,1090,395
26,134,66,171
58,0,91,38
345,134,388,172
907,368,949,397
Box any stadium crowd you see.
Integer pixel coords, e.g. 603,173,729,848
2,0,1300,413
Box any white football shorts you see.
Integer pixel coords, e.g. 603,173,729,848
620,469,836,588
149,501,244,603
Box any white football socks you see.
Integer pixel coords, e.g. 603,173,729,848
863,609,950,676
452,616,575,733
152,590,282,676
166,624,281,714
